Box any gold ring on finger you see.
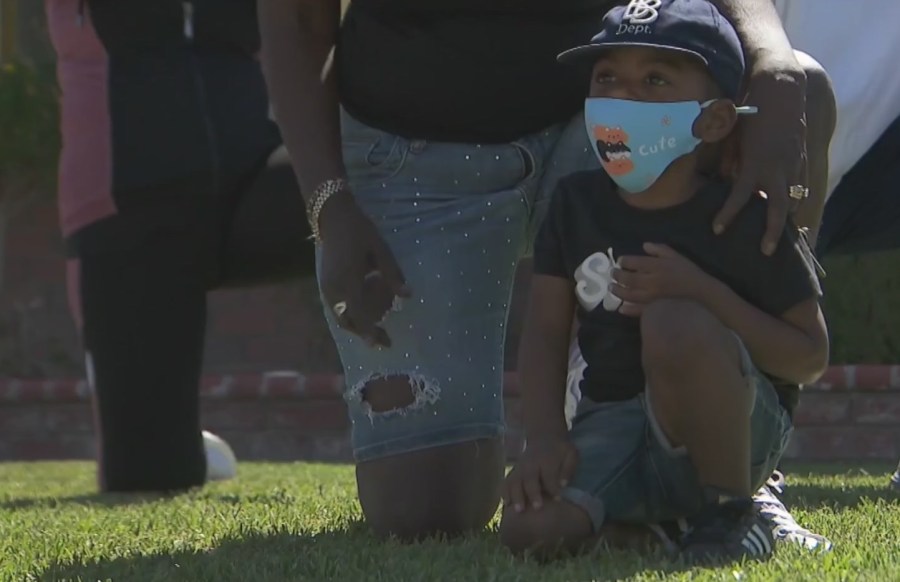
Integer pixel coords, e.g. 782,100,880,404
789,185,809,201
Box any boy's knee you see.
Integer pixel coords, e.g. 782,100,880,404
641,300,730,368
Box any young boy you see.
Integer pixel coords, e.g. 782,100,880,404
499,0,829,563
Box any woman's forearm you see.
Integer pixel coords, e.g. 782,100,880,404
711,0,797,69
258,0,345,202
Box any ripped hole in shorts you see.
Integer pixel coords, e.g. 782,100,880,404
347,372,441,422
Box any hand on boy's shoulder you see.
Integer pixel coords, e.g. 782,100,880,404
708,182,824,308
711,184,801,256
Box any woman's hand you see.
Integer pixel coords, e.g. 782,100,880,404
713,57,808,256
318,191,411,347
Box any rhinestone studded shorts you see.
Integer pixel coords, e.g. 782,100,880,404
319,109,597,462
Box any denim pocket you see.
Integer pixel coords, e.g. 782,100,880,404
343,133,408,184
341,108,409,186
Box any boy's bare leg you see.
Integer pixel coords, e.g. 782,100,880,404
499,500,593,559
499,501,662,560
641,300,754,497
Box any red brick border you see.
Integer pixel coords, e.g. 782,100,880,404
2,365,898,462
1,365,898,403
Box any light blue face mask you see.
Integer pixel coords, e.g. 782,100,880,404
584,98,758,194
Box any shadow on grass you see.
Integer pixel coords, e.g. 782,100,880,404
0,492,176,511
0,490,315,512
35,526,693,582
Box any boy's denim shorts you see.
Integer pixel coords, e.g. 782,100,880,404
322,109,597,462
561,338,794,531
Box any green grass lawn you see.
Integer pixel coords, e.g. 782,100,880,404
1,462,897,581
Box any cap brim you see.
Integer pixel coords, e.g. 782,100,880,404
557,42,709,67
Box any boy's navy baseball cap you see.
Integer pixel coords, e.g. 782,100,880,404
558,0,746,98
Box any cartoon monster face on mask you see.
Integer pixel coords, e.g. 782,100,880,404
585,98,757,194
586,99,707,193
592,125,635,176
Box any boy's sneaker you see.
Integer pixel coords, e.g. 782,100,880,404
680,498,774,564
891,461,900,490
648,518,690,554
754,472,833,552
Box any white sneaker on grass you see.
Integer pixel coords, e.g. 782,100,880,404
754,471,832,552
203,431,237,482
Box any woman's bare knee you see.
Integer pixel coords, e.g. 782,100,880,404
357,439,504,541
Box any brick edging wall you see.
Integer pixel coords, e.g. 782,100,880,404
1,365,899,462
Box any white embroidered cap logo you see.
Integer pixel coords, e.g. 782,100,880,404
622,0,662,25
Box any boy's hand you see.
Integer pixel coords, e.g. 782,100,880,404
611,243,711,316
502,435,578,513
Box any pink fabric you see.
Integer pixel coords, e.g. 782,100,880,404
46,0,116,237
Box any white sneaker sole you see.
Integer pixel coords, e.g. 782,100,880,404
203,431,237,482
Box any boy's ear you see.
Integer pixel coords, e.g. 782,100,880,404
694,99,738,144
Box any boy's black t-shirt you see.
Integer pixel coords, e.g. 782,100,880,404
337,0,612,143
533,170,823,409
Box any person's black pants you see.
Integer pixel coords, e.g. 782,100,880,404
818,114,900,257
69,148,314,492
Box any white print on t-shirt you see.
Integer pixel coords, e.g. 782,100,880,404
574,247,623,312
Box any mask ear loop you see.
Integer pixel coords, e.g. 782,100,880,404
700,99,759,115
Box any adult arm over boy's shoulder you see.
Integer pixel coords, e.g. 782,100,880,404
711,0,797,68
708,0,810,257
